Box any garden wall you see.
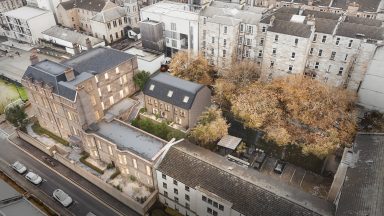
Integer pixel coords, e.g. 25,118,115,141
17,130,54,156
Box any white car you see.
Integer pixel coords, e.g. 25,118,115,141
25,171,43,185
12,161,27,174
53,189,73,207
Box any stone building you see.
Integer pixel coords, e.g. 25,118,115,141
115,0,140,28
21,47,174,187
143,72,211,130
0,0,24,31
258,8,384,91
56,0,117,34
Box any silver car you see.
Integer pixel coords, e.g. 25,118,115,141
53,189,73,207
25,171,43,185
12,161,27,174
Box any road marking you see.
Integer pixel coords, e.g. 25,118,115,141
300,171,307,187
6,136,124,216
289,169,296,183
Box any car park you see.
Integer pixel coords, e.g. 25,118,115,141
12,161,27,174
53,189,73,207
274,160,286,174
25,171,43,185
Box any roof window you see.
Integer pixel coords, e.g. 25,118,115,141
183,96,189,103
149,84,155,91
167,90,173,97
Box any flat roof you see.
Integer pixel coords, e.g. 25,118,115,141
95,120,167,160
42,26,104,47
217,135,242,150
4,6,50,20
141,1,199,21
125,47,164,62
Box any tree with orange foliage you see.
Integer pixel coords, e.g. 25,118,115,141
169,51,215,85
231,75,357,158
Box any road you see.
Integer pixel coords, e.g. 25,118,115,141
0,130,140,216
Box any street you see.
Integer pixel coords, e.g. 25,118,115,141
0,128,140,216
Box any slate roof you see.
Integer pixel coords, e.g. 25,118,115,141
143,73,205,110
336,22,384,40
22,60,78,101
314,18,338,34
336,134,384,216
260,7,299,24
268,19,312,38
344,16,383,27
302,10,341,20
59,0,107,12
63,47,135,75
331,0,381,12
91,6,126,23
158,141,331,216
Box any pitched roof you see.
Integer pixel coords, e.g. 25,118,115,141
158,141,333,216
314,18,338,34
268,19,312,38
331,0,381,12
59,0,108,12
344,16,383,27
336,134,384,215
143,73,205,110
302,10,341,20
91,6,126,23
336,22,384,40
22,60,78,101
62,47,135,75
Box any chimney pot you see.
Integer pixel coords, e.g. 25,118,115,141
64,67,75,81
85,38,92,50
73,43,80,55
29,49,39,65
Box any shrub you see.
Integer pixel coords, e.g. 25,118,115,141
133,71,150,90
110,168,120,180
129,175,137,182
32,122,69,146
79,152,104,174
107,163,115,169
131,117,185,141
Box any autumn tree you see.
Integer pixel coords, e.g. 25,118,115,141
5,105,28,130
231,75,357,158
169,51,215,85
188,106,229,149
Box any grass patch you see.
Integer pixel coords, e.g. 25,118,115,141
131,117,185,141
79,152,104,174
32,122,69,146
0,78,28,101
110,168,120,180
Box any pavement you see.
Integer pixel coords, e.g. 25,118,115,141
0,122,140,216
127,91,144,122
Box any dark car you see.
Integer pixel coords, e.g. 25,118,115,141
274,160,286,174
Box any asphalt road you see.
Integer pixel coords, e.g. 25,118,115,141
0,133,122,216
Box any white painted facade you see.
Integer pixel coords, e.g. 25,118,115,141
140,1,199,56
156,170,235,216
125,47,164,74
358,46,384,112
3,6,56,44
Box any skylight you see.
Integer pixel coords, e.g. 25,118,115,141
149,84,155,91
167,90,173,97
183,96,189,103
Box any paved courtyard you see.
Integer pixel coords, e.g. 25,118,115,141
260,157,332,199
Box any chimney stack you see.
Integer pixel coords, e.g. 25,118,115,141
85,38,92,50
269,15,276,26
30,49,39,65
64,67,75,81
73,43,80,55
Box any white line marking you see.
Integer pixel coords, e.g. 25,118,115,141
289,169,296,183
300,171,307,187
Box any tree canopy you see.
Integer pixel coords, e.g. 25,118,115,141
230,75,357,158
133,71,151,91
169,51,215,85
188,106,229,149
5,105,28,129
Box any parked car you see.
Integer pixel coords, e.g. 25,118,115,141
53,189,73,207
25,171,43,185
12,161,27,174
274,160,286,174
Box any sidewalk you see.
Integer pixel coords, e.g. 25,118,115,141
9,134,140,216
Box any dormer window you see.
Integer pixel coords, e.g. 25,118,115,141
167,90,173,97
183,96,189,103
149,84,155,91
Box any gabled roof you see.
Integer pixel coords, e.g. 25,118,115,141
336,134,384,215
268,19,312,38
143,73,205,110
62,47,135,75
344,16,383,27
158,141,333,216
302,10,341,20
59,0,108,12
91,6,126,23
331,0,381,12
314,18,338,34
336,22,384,40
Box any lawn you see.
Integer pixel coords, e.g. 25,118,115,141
0,79,28,105
131,117,185,141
